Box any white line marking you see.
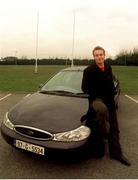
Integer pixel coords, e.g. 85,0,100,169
0,94,12,101
25,94,31,98
125,94,138,104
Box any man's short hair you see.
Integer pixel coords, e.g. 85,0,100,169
92,46,105,55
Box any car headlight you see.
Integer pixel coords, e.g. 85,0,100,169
3,112,14,130
53,125,91,142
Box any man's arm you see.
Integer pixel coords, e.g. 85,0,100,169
110,66,117,96
81,68,90,94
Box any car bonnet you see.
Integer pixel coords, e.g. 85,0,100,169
8,92,88,133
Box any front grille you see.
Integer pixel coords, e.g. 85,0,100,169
14,125,53,140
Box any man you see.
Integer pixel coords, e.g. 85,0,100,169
81,46,131,166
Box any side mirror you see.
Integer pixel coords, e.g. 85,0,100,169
39,83,44,89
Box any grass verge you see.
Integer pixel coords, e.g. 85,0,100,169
0,65,138,94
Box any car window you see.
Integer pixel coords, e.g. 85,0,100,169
41,71,83,93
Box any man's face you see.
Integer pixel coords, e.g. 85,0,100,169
93,49,105,65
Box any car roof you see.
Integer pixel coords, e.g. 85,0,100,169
61,66,87,72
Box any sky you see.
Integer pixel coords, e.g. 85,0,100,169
0,0,138,59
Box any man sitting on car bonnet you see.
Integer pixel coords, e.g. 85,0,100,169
81,46,131,166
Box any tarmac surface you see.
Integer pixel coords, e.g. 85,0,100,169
0,93,138,178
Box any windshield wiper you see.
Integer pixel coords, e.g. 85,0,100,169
39,90,89,98
75,93,89,97
51,90,75,94
39,90,75,95
39,90,56,94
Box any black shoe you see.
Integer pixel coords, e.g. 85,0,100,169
111,155,131,166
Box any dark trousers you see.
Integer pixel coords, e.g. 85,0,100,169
86,98,122,158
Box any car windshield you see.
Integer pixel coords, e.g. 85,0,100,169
41,70,83,94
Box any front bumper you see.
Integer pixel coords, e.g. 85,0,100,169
1,122,90,156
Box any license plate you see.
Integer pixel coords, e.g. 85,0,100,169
14,139,45,155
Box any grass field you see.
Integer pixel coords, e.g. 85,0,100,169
0,65,66,92
112,66,138,94
0,65,138,94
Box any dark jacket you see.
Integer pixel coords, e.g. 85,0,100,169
81,62,116,109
